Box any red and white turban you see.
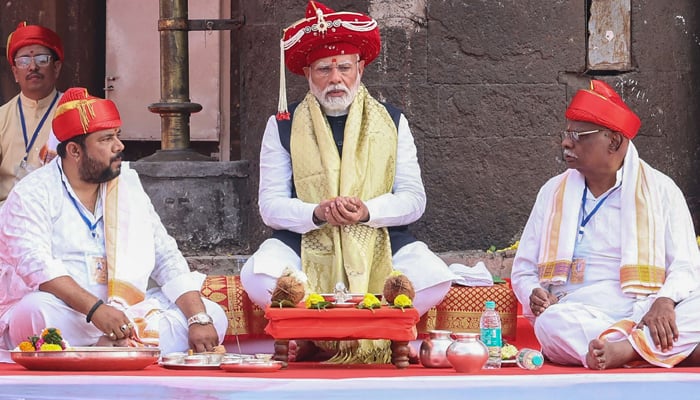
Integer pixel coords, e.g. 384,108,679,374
6,21,63,65
277,1,381,119
565,79,641,139
52,88,121,142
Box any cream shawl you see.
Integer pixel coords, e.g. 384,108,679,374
103,163,160,344
290,85,397,295
537,142,666,297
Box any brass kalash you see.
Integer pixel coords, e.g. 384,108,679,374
143,0,244,161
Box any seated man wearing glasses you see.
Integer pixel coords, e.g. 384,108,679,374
511,79,700,370
240,1,456,362
0,22,64,206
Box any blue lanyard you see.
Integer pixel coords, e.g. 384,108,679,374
57,163,103,239
18,92,60,162
577,183,621,243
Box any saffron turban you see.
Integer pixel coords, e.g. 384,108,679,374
565,79,641,139
6,21,63,65
282,0,381,76
52,87,122,142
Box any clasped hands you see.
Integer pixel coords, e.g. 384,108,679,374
314,196,369,226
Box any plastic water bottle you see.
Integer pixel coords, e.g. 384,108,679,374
515,348,544,370
479,300,502,369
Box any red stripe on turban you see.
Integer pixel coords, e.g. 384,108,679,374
565,80,641,139
6,22,64,65
52,88,122,142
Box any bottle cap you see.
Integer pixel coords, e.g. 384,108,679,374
532,353,544,366
485,300,496,309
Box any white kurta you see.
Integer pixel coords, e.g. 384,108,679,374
0,159,227,361
511,159,700,366
241,112,456,314
0,90,60,204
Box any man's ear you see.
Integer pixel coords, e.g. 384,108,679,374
610,131,624,152
66,142,81,159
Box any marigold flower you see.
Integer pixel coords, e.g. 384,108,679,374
393,294,413,308
305,293,326,309
39,343,63,351
361,293,381,307
18,341,36,351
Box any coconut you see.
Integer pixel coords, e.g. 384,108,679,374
382,272,415,304
271,275,305,305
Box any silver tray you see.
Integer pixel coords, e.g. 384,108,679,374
11,346,160,371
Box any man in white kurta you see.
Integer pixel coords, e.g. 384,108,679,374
0,22,65,205
241,1,455,317
0,88,227,363
511,79,700,369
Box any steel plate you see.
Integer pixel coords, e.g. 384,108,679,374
11,346,160,371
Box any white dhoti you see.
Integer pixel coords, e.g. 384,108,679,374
0,290,228,363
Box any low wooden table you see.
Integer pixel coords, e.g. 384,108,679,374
264,305,420,369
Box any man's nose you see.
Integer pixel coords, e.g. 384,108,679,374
328,66,343,82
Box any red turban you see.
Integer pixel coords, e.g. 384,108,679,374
565,79,641,139
282,1,381,76
6,22,64,65
52,88,122,142
276,1,381,119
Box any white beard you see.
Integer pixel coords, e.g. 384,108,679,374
309,76,361,117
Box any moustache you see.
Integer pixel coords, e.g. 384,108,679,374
26,72,44,80
111,152,124,163
563,149,577,159
323,84,349,96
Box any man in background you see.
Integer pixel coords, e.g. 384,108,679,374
0,22,63,205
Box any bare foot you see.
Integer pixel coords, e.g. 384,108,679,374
586,338,638,370
288,340,339,362
408,344,419,364
678,345,700,367
94,335,129,347
288,340,320,362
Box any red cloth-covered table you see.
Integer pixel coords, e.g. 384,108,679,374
264,305,420,368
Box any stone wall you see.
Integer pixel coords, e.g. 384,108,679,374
236,0,700,255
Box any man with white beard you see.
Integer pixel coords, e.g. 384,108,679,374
240,0,456,362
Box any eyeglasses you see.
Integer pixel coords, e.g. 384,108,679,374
310,62,358,78
561,129,602,142
14,54,53,69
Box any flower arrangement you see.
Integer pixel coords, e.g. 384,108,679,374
18,327,67,352
487,240,520,254
357,293,381,313
305,293,331,310
391,294,413,311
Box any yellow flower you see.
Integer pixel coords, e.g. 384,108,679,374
305,293,327,309
18,341,35,351
393,294,413,309
39,343,63,351
360,293,381,308
389,270,404,277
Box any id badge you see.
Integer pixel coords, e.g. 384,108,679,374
14,160,36,181
569,258,586,284
86,254,108,285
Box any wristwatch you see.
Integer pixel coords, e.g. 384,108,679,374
187,312,213,327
